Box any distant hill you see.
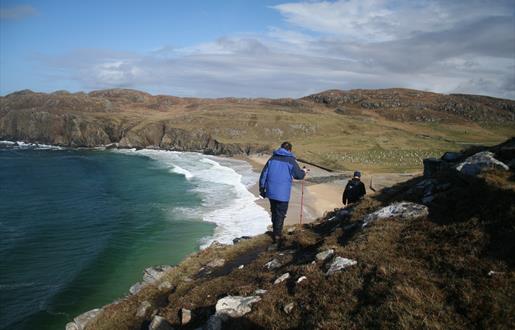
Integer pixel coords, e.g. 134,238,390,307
1,88,514,172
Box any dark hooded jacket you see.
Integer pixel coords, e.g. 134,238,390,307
259,148,305,202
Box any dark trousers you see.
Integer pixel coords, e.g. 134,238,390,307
270,199,289,237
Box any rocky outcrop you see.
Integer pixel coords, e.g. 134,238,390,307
456,151,509,176
362,202,429,227
65,308,101,330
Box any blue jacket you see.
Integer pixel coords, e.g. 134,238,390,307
259,148,306,202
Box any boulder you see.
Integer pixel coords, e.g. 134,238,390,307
264,259,282,270
233,236,251,244
143,265,172,284
456,151,509,176
206,258,226,268
441,152,463,162
136,301,152,318
215,295,261,318
423,158,445,178
158,281,173,291
67,308,101,330
315,249,334,262
129,282,144,295
326,257,357,275
148,315,174,330
274,273,290,284
180,308,192,325
362,202,428,227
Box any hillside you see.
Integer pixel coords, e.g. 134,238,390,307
65,139,515,330
1,88,514,172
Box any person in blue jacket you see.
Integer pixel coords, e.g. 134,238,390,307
259,141,306,244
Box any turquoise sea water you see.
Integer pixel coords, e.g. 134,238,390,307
0,147,219,329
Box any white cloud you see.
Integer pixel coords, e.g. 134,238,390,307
36,1,515,99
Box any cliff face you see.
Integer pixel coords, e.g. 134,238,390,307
1,88,514,170
0,109,268,155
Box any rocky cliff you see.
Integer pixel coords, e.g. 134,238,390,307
66,139,514,330
1,88,514,170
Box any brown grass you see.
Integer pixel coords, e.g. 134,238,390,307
87,147,515,329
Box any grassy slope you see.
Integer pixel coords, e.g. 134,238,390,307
87,148,515,329
2,88,513,172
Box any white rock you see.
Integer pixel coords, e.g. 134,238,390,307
65,322,79,330
129,282,144,295
143,265,172,284
264,259,282,270
326,257,357,275
181,308,192,325
136,301,152,318
274,272,290,284
283,302,294,314
456,151,509,176
297,276,307,283
148,315,174,330
362,202,428,227
215,295,261,318
238,264,244,269
71,308,101,330
206,258,226,268
158,281,173,291
315,249,334,261
254,289,267,295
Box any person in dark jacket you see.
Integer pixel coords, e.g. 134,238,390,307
259,142,306,243
342,171,366,205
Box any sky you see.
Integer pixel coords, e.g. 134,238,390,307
0,0,514,99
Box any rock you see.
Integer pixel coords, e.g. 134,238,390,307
264,259,282,270
315,249,334,262
441,151,463,162
158,281,173,291
254,289,267,295
274,272,290,284
208,241,227,249
423,158,444,178
297,276,307,283
287,227,296,234
233,236,251,244
149,315,174,330
283,303,294,314
181,308,192,325
205,314,225,330
215,295,261,318
362,202,428,227
69,308,101,330
238,265,244,269
136,301,152,318
143,265,172,284
326,257,357,275
206,258,225,268
456,151,509,176
129,282,144,295
65,322,79,330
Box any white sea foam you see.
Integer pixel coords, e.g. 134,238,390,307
0,140,63,150
113,149,270,247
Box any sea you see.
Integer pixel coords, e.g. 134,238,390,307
0,142,269,330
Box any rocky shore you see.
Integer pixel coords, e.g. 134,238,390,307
65,138,514,329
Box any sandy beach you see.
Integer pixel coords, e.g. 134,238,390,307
241,154,421,226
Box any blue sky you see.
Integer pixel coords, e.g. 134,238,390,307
1,0,514,98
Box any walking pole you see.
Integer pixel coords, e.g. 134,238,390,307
300,179,304,225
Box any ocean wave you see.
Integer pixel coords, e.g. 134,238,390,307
114,149,269,247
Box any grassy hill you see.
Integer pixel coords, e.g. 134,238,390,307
80,140,515,329
1,88,514,172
